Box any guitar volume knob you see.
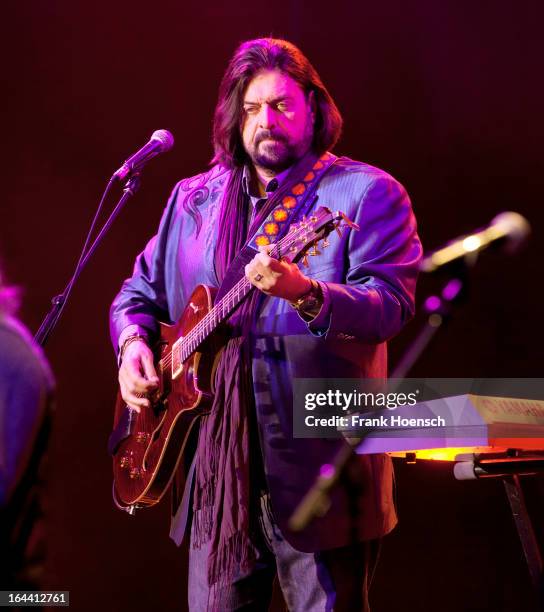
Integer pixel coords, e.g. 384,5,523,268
119,452,134,469
135,431,150,444
129,467,142,479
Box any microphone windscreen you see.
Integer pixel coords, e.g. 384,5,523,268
491,211,531,253
151,129,175,152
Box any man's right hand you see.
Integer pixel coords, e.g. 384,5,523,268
118,339,159,412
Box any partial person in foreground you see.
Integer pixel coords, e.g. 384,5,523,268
0,265,54,591
110,37,422,611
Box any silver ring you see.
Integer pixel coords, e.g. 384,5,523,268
254,274,264,282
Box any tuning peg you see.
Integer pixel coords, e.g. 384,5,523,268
302,255,309,267
336,226,343,238
339,213,360,231
321,238,330,248
308,245,321,256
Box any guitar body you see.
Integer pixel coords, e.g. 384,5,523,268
111,284,219,509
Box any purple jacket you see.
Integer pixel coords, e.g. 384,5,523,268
110,156,422,551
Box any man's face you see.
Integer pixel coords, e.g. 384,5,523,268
241,69,315,172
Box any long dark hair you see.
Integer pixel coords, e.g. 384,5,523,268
212,38,343,169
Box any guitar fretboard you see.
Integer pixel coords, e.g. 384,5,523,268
167,208,341,373
173,229,296,363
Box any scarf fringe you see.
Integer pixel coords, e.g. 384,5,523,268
205,531,255,612
208,529,254,586
191,437,221,549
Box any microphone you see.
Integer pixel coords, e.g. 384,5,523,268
420,211,531,273
113,129,174,181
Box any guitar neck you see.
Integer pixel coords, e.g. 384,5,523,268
176,275,254,362
171,208,343,364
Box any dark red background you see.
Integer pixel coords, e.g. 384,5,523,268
2,1,543,610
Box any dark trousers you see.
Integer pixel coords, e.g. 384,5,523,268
188,495,380,611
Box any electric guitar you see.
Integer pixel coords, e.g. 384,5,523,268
110,207,358,511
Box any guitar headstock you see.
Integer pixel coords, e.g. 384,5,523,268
274,206,359,266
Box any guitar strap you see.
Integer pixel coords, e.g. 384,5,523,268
214,151,338,303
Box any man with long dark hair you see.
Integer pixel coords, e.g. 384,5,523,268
111,38,422,610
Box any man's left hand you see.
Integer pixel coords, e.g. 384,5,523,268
245,246,311,301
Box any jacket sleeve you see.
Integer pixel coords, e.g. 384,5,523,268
0,320,54,506
319,174,422,343
109,182,182,353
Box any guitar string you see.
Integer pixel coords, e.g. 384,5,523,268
160,219,315,370
158,214,333,372
158,222,305,369
159,216,330,372
159,243,277,371
180,213,331,351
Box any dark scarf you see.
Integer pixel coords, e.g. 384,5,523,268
191,152,319,598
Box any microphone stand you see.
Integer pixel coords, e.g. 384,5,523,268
289,259,472,532
35,173,141,347
390,260,470,379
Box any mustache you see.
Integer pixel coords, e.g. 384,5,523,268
255,130,287,146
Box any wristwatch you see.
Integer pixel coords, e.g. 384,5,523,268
289,279,323,314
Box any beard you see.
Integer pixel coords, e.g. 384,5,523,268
246,126,313,172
